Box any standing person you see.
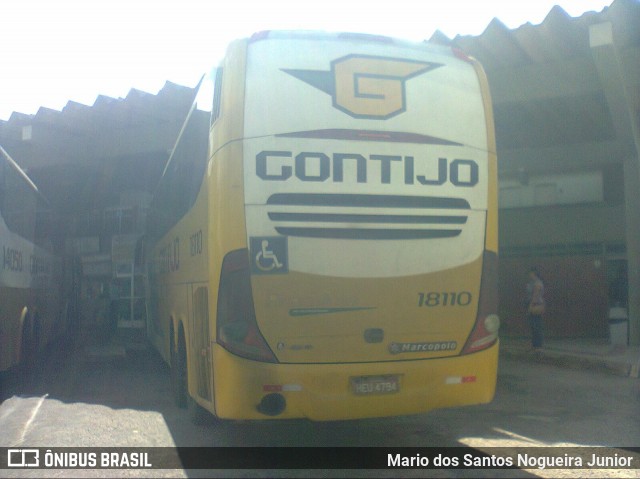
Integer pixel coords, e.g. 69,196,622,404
526,268,545,350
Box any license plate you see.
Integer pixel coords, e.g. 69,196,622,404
350,375,400,395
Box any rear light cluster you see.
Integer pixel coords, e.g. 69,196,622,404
216,249,278,363
461,251,500,355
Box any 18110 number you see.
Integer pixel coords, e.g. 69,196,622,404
418,291,472,307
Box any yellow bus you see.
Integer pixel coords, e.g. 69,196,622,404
0,146,63,375
146,31,499,421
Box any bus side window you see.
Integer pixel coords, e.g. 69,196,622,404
211,67,222,126
148,107,210,240
147,68,217,242
0,159,5,218
211,68,223,125
2,159,36,241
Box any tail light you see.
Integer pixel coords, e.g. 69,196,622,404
216,249,278,363
461,251,500,355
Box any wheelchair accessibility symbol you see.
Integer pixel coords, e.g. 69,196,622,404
257,240,283,271
250,237,288,274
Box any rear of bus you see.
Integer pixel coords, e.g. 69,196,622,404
214,31,498,420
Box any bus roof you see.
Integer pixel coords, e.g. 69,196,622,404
247,30,467,59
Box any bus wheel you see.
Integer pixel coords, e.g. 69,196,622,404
171,327,187,408
187,395,213,425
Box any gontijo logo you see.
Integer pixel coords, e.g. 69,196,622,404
283,55,441,119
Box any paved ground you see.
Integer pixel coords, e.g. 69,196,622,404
1,329,639,478
500,337,640,377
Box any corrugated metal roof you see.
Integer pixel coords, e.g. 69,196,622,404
2,0,638,179
433,0,639,68
0,81,195,132
0,81,196,165
431,0,640,176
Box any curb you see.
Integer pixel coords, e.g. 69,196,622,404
499,347,635,377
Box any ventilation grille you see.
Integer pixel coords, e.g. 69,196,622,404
266,193,470,240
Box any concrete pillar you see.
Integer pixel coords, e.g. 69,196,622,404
621,157,640,346
590,22,640,345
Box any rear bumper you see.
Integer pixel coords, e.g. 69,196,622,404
210,340,499,421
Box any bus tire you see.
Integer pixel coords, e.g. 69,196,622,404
187,395,213,425
171,325,188,408
169,326,178,403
